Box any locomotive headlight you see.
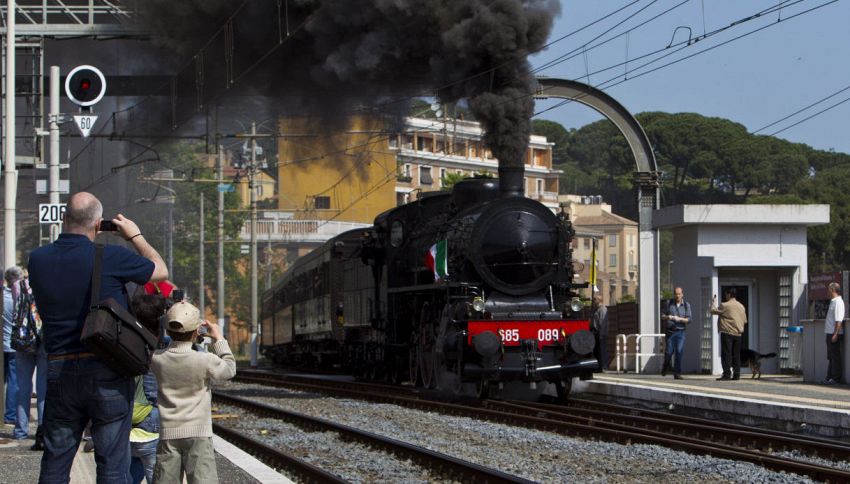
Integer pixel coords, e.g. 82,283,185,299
472,297,486,312
570,297,583,313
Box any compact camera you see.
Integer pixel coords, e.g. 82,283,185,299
99,220,118,232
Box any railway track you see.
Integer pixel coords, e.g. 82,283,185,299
231,370,850,482
212,423,346,483
213,391,535,483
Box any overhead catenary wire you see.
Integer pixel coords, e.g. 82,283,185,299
78,0,837,204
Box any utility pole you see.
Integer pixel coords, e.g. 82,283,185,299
4,0,16,268
48,65,60,242
199,195,205,317
167,201,173,276
217,147,226,339
249,122,259,367
266,232,272,291
0,0,14,423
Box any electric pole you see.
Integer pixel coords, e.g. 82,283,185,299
199,195,205,317
217,147,226,339
4,0,16,268
250,122,259,367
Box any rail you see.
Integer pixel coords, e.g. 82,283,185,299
231,371,850,481
615,333,666,373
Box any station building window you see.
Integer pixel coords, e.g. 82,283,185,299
420,166,433,185
608,234,617,247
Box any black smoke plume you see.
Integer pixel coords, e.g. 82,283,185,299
141,0,560,167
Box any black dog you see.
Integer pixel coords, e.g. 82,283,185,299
740,349,777,379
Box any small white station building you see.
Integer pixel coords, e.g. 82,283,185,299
653,204,830,375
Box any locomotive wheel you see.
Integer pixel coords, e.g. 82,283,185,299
475,380,491,400
418,304,437,389
420,334,436,389
388,354,402,384
408,334,420,386
554,378,573,404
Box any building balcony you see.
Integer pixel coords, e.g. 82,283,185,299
239,219,371,244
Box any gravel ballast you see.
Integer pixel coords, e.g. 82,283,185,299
214,381,817,483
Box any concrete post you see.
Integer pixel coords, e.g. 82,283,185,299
217,148,225,338
199,194,204,317
49,65,60,241
250,122,258,367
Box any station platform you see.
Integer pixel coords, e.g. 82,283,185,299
0,409,293,483
577,372,850,439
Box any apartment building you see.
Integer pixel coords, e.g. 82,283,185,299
560,194,639,304
391,117,561,209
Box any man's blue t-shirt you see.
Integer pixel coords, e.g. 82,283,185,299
28,233,155,355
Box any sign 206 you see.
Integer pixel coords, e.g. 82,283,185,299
38,203,67,224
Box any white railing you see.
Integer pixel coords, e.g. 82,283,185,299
239,219,371,243
615,333,666,373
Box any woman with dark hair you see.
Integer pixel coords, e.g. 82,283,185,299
128,293,167,484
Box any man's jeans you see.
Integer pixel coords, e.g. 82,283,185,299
4,352,18,422
39,357,134,484
15,348,48,439
130,439,158,484
663,330,685,375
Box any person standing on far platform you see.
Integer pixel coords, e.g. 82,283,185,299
590,294,608,372
823,282,844,385
661,287,691,380
711,289,747,380
2,267,22,425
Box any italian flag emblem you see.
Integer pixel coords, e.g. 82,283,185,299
426,240,449,281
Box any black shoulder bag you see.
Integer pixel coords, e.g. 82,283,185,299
11,279,41,353
80,244,157,376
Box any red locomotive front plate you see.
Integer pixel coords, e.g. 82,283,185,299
467,320,591,349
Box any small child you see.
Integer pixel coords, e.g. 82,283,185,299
150,301,236,484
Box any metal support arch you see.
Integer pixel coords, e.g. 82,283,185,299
533,76,662,335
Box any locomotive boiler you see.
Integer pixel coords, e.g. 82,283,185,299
261,166,597,401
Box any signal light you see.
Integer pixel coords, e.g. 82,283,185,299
65,65,106,107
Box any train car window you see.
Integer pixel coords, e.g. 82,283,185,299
390,220,404,247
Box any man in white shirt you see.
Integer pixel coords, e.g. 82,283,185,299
824,282,844,385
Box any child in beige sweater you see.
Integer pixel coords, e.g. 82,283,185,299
151,301,236,484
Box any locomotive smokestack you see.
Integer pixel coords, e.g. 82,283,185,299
498,166,525,197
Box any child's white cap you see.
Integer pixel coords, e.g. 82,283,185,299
165,301,201,333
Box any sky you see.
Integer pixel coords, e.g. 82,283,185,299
530,0,850,154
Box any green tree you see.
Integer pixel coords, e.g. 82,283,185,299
531,119,572,164
440,172,466,191
134,142,253,323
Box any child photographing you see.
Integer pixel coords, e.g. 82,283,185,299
151,301,236,483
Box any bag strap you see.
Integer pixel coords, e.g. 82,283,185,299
91,244,104,307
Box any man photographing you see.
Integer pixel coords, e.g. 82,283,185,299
27,192,168,482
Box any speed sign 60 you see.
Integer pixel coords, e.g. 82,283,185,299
39,203,67,224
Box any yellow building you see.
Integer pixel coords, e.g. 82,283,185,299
277,116,398,223
222,166,276,209
559,195,639,304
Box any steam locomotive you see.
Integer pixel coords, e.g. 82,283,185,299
260,166,597,401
